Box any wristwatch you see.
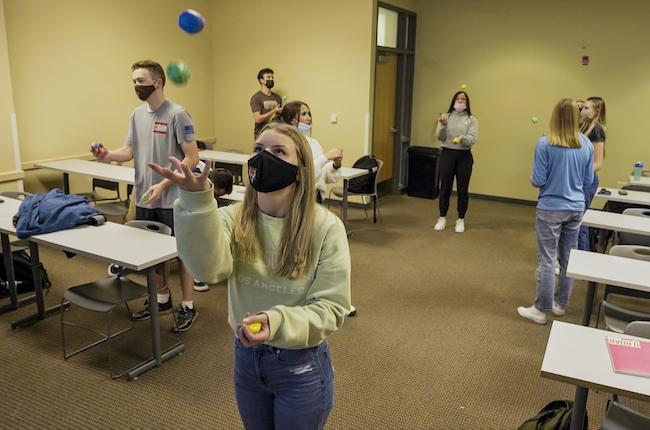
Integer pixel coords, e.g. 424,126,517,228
333,163,341,169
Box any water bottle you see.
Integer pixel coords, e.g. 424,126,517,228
634,162,644,181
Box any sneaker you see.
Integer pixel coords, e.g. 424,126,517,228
455,219,465,233
554,261,560,276
108,263,122,277
193,279,209,292
348,305,357,317
434,217,446,231
173,305,198,332
517,305,547,325
132,299,173,321
552,301,566,316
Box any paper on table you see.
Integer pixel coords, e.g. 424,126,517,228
607,336,650,378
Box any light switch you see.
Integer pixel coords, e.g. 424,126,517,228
330,114,337,124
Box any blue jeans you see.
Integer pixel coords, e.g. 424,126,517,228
578,173,599,251
233,338,334,430
534,209,583,312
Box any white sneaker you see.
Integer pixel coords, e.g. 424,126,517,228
554,261,560,276
552,301,565,316
434,217,446,231
193,279,209,292
517,305,547,324
455,219,465,233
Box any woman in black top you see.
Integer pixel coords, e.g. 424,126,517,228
578,96,606,251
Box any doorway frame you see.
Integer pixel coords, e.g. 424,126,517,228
373,2,417,196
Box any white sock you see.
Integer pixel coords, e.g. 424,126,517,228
157,292,170,304
181,301,194,309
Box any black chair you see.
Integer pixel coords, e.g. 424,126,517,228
328,157,383,230
60,220,181,379
596,245,650,330
78,178,122,203
93,184,134,224
600,396,650,430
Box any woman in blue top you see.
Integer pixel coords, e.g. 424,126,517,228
518,98,594,325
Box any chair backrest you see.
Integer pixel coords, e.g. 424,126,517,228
0,191,32,201
600,395,650,430
125,220,172,236
619,209,650,246
603,301,650,333
349,156,382,195
624,321,650,339
622,208,650,218
609,245,650,262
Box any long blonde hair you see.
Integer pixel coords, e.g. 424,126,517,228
235,122,316,279
547,98,581,148
580,96,606,137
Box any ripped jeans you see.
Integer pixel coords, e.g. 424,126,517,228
233,337,334,430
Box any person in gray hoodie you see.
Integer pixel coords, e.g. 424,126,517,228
434,91,479,233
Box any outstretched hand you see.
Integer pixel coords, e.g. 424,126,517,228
148,157,211,192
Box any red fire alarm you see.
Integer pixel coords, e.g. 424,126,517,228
582,56,589,65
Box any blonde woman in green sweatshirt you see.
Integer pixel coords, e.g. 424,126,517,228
148,122,351,430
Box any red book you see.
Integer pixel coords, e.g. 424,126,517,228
606,336,650,378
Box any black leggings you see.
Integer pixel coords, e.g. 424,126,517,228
438,149,473,218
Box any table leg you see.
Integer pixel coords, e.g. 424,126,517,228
570,387,588,430
342,179,349,228
126,263,184,380
11,242,66,328
63,173,70,194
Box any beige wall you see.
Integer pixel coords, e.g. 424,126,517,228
211,0,375,168
0,0,20,193
413,0,650,202
3,0,215,193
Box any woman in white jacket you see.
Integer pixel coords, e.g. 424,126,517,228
276,101,343,204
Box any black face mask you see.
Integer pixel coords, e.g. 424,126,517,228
265,79,274,89
135,84,156,101
248,150,298,193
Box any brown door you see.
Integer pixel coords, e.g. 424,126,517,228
373,53,397,183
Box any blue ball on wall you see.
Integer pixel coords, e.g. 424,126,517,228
178,9,205,34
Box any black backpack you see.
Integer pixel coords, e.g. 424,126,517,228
517,400,587,430
348,156,379,194
0,249,51,296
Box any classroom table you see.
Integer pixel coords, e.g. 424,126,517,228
0,197,32,314
0,217,183,379
566,249,650,429
198,150,250,166
629,175,650,187
35,159,135,194
593,187,650,206
542,321,650,407
220,185,246,202
580,210,650,325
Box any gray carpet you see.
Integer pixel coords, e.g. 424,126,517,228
1,195,649,429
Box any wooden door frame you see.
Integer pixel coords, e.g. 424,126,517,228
372,3,416,196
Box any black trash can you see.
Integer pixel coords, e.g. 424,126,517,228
407,146,440,199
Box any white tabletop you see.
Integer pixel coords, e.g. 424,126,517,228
199,150,250,166
220,185,246,202
593,187,650,205
629,176,650,186
567,249,650,293
35,159,135,184
0,219,177,272
339,167,368,180
541,321,650,402
582,209,650,236
0,197,22,219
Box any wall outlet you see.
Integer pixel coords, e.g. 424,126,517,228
617,181,627,189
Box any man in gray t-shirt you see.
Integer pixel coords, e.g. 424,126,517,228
250,68,282,138
90,60,201,332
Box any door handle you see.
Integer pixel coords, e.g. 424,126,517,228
390,127,398,133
